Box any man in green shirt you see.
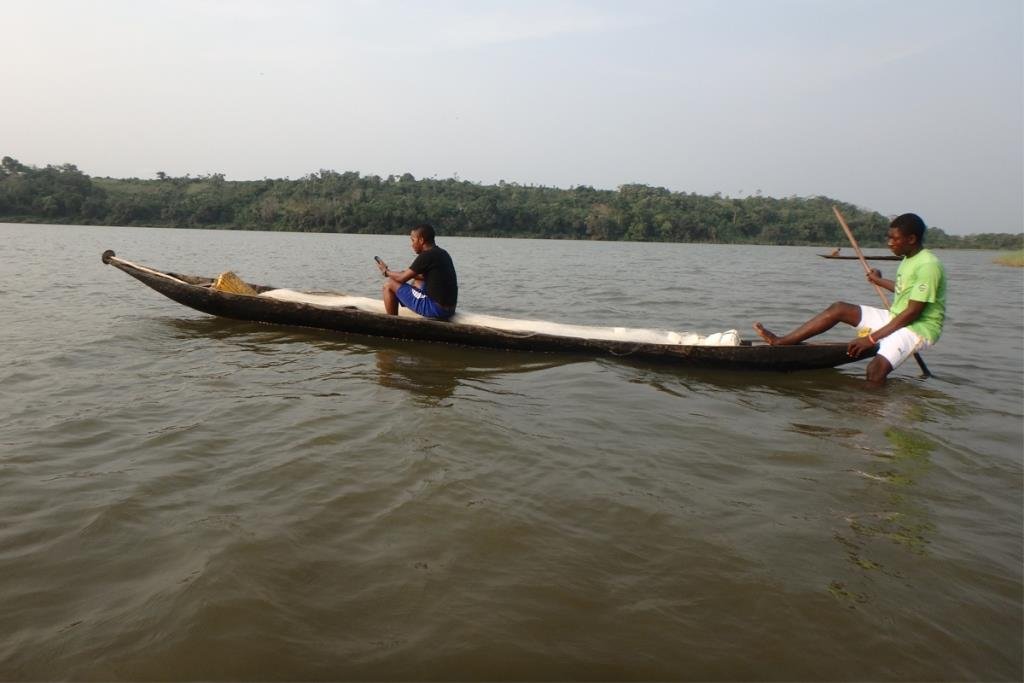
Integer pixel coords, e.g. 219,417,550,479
753,213,946,385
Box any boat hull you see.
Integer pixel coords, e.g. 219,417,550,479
820,254,901,261
102,250,871,372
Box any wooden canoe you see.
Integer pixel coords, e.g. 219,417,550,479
102,250,872,372
820,254,901,261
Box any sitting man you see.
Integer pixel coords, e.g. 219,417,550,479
753,213,946,385
377,223,458,320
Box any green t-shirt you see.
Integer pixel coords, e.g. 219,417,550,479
891,249,946,342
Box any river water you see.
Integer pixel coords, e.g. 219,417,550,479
1,223,1021,681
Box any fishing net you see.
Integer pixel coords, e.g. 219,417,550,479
211,271,257,296
258,288,741,346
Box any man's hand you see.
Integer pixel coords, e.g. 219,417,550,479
847,335,877,358
865,268,896,293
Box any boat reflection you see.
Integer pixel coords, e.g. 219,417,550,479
161,316,580,401
372,344,575,402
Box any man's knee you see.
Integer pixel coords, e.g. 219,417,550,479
825,301,861,325
825,301,856,314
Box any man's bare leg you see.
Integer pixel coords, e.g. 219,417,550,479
865,355,894,386
382,280,400,315
754,302,862,345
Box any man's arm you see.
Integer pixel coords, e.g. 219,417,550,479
847,300,925,357
866,268,895,292
376,259,420,284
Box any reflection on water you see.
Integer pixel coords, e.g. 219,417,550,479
830,422,938,607
163,315,578,402
373,347,572,402
375,348,460,401
163,316,345,347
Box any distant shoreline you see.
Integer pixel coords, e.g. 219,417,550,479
2,157,1021,250
4,218,1020,253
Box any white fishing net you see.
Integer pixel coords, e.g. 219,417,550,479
259,289,740,347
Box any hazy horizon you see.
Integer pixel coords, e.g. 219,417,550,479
4,0,1021,235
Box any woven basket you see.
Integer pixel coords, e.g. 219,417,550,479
211,271,257,296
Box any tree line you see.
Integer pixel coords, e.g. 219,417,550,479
1,156,1020,249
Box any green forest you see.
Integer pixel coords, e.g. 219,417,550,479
1,156,1020,249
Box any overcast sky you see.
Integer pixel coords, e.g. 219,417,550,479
3,0,1021,234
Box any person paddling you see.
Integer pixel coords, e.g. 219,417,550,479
753,213,946,385
376,223,458,320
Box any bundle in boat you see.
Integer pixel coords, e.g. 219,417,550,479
259,288,742,346
211,271,257,296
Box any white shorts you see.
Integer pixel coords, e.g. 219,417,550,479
858,305,931,369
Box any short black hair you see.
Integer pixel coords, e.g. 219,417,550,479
412,223,436,244
890,213,926,242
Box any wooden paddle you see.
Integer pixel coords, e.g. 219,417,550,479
832,206,931,378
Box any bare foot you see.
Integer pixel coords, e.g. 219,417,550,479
753,322,780,345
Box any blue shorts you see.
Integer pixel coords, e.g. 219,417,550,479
396,283,453,319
